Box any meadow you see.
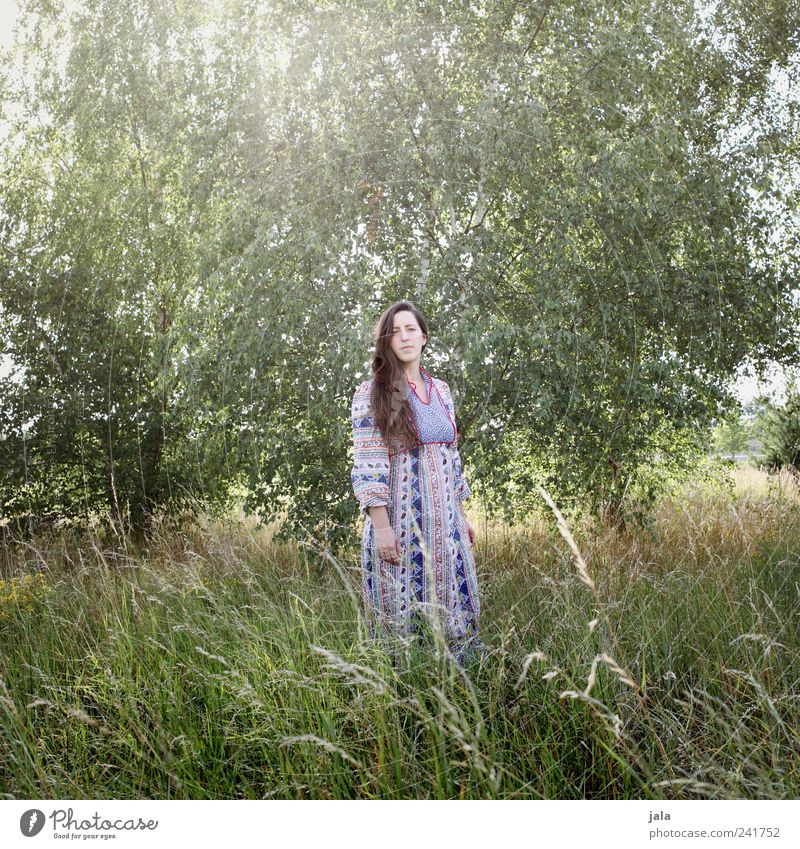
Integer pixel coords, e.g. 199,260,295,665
1,464,798,800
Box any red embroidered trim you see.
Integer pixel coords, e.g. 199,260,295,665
407,406,422,443
406,374,431,406
421,366,458,446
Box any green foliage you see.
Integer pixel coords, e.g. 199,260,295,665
712,408,753,456
1,475,799,798
0,0,798,542
757,382,800,477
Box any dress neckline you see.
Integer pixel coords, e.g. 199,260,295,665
407,369,431,405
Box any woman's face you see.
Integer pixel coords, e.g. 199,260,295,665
389,310,427,364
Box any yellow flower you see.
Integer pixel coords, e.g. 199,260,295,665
0,573,49,619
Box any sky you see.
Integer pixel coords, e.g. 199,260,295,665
1,1,19,51
0,0,794,406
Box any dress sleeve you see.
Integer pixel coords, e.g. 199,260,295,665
438,381,472,503
350,380,392,517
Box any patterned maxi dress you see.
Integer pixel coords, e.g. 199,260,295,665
350,366,482,661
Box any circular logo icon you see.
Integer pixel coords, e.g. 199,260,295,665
20,809,46,837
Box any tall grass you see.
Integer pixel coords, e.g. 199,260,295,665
1,464,798,799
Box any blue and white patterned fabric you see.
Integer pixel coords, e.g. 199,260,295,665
406,369,457,445
350,367,482,665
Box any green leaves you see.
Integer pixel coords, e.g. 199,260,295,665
0,0,797,539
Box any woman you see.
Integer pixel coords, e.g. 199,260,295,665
350,300,483,664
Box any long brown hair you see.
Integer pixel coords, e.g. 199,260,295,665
369,300,429,454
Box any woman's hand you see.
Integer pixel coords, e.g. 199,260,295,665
464,519,477,548
375,526,402,564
